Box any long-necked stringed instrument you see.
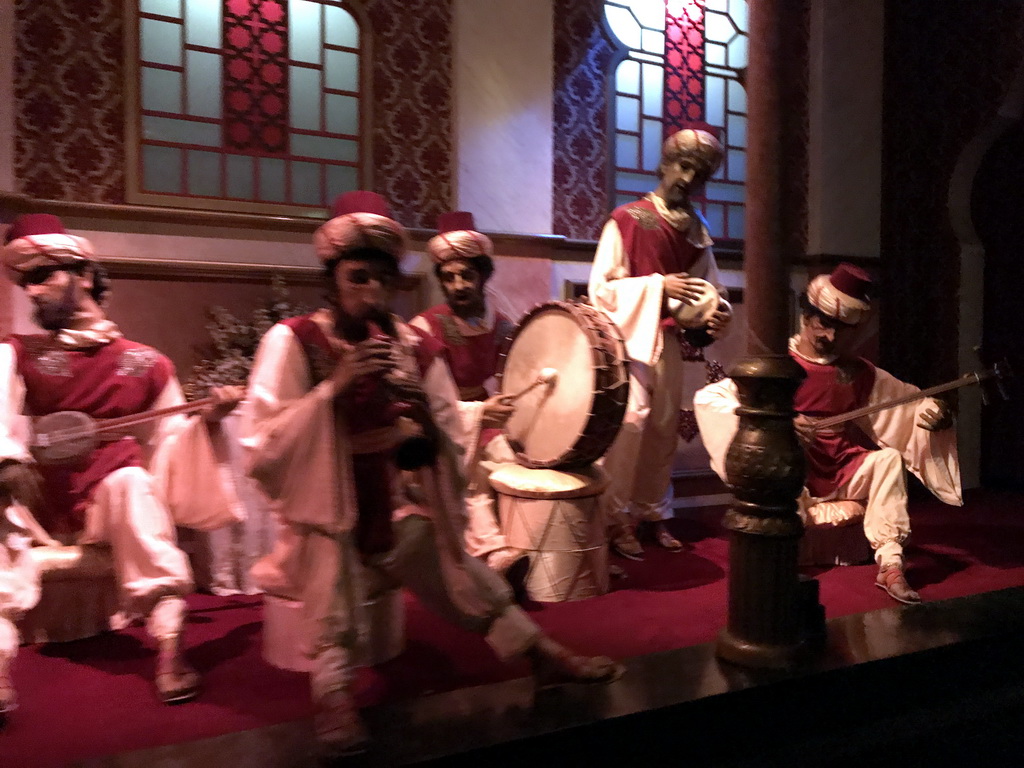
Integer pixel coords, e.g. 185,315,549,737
30,395,243,465
810,360,1012,433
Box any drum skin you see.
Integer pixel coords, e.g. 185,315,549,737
497,301,628,470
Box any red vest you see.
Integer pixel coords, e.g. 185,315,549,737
414,304,512,400
790,351,878,497
9,335,172,536
282,314,442,554
610,199,705,278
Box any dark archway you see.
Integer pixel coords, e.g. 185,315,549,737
970,121,1024,487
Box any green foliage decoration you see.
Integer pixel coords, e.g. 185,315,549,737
183,276,311,401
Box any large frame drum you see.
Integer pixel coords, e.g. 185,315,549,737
498,301,627,469
490,463,609,602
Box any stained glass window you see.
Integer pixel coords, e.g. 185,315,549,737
130,0,364,215
604,0,748,240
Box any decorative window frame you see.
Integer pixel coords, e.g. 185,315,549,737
602,0,748,247
122,0,373,218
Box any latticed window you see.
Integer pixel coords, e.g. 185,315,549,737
604,0,748,241
126,0,365,216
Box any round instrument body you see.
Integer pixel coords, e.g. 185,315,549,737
666,277,718,329
30,410,99,465
498,301,628,469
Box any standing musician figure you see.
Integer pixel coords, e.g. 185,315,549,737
694,263,960,604
589,128,733,561
240,192,621,758
409,211,527,579
0,214,243,716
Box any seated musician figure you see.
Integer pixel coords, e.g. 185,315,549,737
0,214,242,716
409,212,526,579
694,263,960,604
240,192,621,757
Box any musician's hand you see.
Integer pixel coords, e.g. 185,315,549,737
481,395,515,429
706,302,733,339
202,385,246,423
918,399,954,432
330,338,394,396
793,414,841,446
793,415,817,447
0,459,43,514
664,273,708,303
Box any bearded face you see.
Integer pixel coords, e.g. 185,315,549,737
330,257,398,341
21,266,83,331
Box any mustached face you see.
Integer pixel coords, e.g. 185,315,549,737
438,259,485,318
801,312,857,358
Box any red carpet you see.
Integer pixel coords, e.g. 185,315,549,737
4,488,1024,767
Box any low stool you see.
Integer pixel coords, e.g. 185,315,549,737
799,500,872,567
18,545,120,644
261,589,405,672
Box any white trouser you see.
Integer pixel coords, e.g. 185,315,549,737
600,331,684,530
293,515,540,700
831,447,909,567
80,467,193,638
0,527,38,665
463,435,517,559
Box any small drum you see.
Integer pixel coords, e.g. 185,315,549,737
490,463,609,602
498,301,627,469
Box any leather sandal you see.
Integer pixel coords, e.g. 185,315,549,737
875,564,921,605
0,673,15,717
155,657,201,705
314,689,370,759
611,529,644,561
652,521,684,552
529,635,624,689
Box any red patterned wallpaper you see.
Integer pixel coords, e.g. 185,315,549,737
14,0,126,203
551,0,615,240
13,0,454,228
363,0,453,229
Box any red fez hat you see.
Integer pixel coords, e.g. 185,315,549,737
330,191,391,219
806,262,872,325
828,262,871,303
437,211,476,234
5,213,66,244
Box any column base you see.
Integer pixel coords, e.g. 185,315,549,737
715,628,808,670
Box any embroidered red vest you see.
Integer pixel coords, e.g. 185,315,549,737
9,335,172,536
610,199,705,278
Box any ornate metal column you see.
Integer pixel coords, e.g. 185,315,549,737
715,0,817,668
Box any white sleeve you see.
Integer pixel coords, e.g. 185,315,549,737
588,219,667,366
861,367,962,506
0,344,30,463
693,378,740,482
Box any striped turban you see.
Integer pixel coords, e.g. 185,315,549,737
662,128,724,176
313,191,406,265
426,211,493,265
2,214,95,282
